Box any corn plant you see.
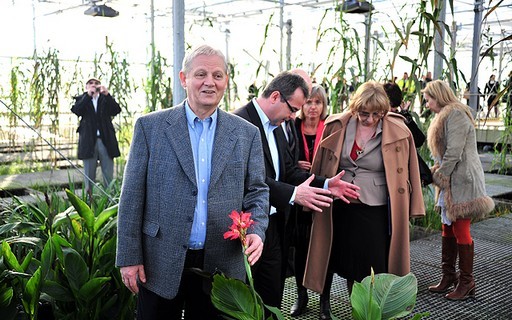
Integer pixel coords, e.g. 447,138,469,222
8,65,24,149
145,50,173,112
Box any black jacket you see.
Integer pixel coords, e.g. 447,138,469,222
232,101,325,213
72,92,121,159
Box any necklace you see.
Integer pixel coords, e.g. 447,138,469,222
356,126,376,156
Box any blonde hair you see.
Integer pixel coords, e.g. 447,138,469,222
420,80,461,109
299,84,329,120
348,81,390,115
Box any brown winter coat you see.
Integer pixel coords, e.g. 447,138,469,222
303,112,425,293
427,103,494,222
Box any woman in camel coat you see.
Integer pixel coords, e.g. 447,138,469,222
303,81,425,298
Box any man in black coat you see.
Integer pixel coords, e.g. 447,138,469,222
72,77,121,192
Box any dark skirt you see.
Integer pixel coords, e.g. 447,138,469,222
329,200,390,282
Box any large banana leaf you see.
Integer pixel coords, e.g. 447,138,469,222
370,273,417,319
351,281,381,320
351,272,418,320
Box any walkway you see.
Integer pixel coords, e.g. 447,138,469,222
280,211,512,319
280,152,512,319
1,154,511,319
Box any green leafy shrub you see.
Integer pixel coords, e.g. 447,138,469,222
0,189,135,319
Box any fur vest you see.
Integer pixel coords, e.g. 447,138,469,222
427,103,494,221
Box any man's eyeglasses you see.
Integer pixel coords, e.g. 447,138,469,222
358,111,383,120
279,92,300,113
87,81,101,85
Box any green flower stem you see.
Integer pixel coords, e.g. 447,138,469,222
242,245,259,308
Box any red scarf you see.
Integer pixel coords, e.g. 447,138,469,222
301,119,325,162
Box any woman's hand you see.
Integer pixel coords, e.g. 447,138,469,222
297,160,312,171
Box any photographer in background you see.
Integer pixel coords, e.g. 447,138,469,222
72,77,121,193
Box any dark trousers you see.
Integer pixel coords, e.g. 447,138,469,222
291,208,312,289
136,250,221,320
252,214,283,309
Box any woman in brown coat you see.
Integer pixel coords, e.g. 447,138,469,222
303,81,425,317
422,80,494,301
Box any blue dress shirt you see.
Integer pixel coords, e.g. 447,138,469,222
185,102,217,249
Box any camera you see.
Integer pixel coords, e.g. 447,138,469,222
95,87,101,92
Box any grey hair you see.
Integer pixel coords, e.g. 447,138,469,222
181,45,228,74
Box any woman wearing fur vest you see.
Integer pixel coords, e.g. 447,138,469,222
422,80,495,301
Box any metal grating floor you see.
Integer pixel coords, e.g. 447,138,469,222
280,213,512,320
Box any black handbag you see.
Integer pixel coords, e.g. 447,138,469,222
417,152,433,186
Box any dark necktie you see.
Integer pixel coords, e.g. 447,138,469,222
286,121,296,150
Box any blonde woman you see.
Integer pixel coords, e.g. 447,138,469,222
303,81,425,316
422,80,494,300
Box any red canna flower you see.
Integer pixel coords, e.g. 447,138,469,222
214,210,282,319
223,210,255,248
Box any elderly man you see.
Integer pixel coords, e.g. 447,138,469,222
116,45,269,320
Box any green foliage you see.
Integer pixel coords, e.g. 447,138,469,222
0,188,134,319
211,272,284,320
211,273,265,320
8,65,23,148
145,50,173,112
350,270,429,320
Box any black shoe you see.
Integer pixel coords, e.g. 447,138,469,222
319,294,331,320
290,289,308,317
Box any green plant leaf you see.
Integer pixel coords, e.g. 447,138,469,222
211,273,263,320
94,204,118,234
1,242,22,272
371,273,417,319
62,247,89,294
78,277,111,302
351,282,381,320
0,222,43,235
95,237,116,273
20,250,34,272
65,189,94,232
22,267,42,317
0,285,14,307
411,312,431,319
265,305,285,320
40,236,54,279
43,280,74,302
3,236,42,248
52,206,78,230
51,234,72,263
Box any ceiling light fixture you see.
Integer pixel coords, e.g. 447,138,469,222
336,0,374,14
84,1,119,18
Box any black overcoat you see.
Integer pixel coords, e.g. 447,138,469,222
71,92,121,159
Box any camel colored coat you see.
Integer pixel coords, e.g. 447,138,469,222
303,112,425,293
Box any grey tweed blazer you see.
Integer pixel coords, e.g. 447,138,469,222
116,102,269,299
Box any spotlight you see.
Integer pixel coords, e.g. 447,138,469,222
336,0,374,14
84,2,119,18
